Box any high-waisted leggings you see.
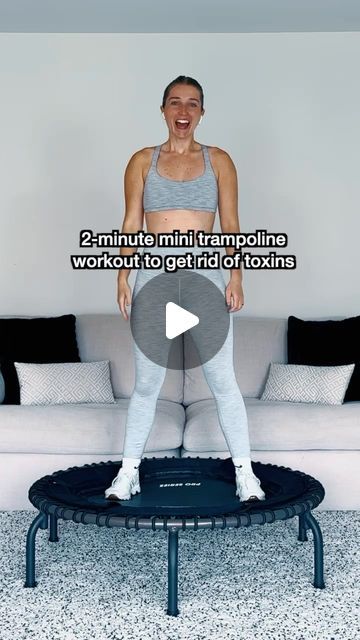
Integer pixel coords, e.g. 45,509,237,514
122,245,251,459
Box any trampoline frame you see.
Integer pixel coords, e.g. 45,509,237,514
24,458,325,616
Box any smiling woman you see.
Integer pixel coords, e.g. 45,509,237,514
106,74,265,506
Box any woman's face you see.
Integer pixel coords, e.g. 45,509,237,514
161,84,204,137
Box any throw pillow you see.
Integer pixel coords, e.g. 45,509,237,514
0,314,80,405
261,362,355,405
287,315,360,402
14,361,115,405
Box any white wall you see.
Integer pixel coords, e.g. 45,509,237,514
0,33,359,318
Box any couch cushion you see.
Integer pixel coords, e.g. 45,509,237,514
75,314,184,404
183,317,287,405
0,398,185,455
183,397,360,452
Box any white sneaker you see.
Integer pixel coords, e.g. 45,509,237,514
104,467,141,501
235,467,266,502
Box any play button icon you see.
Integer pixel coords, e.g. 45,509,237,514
166,302,199,339
130,270,230,371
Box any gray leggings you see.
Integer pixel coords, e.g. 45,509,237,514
123,245,251,459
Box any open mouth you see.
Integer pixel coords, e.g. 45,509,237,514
175,119,190,130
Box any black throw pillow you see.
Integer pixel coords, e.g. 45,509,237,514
287,315,360,402
0,314,80,405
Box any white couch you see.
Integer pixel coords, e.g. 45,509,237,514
1,313,359,511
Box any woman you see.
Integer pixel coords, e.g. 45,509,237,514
105,75,265,503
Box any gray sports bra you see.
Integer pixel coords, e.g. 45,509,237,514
143,144,218,214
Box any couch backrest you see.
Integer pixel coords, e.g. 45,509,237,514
183,316,288,405
0,313,285,406
76,314,184,403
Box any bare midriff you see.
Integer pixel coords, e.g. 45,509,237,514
144,210,215,244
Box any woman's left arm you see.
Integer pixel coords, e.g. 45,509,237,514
216,148,244,313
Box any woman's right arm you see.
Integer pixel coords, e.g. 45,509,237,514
117,150,145,320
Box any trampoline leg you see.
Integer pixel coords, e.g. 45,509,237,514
298,513,308,541
303,511,325,589
49,513,59,542
24,511,48,588
167,528,179,616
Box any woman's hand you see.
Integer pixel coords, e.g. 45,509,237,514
225,277,245,312
117,278,132,320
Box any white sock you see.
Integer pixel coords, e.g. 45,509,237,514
232,456,253,472
121,457,141,474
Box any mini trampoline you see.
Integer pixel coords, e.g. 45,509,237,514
25,456,325,616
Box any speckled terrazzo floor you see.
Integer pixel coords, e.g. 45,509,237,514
0,510,359,640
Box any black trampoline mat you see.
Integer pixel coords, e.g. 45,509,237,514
30,457,320,518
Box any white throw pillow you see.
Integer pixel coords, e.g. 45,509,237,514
261,362,355,405
14,361,116,406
